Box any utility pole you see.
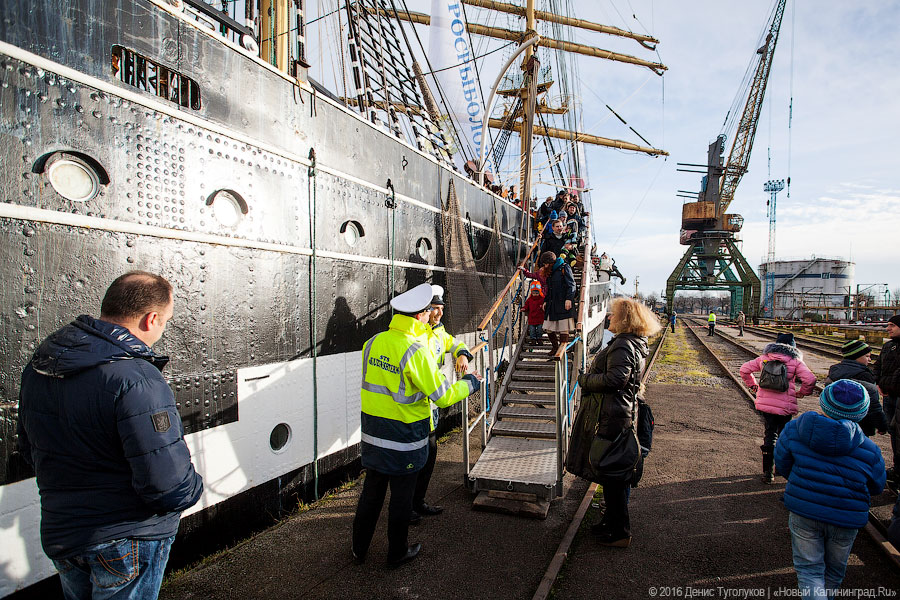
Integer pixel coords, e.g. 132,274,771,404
762,179,784,318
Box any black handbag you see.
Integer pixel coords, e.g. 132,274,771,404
565,371,644,486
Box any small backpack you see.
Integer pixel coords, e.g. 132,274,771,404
758,359,788,392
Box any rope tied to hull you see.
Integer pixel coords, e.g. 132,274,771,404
386,178,396,300
308,147,319,501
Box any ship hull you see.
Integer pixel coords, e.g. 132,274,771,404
0,0,532,594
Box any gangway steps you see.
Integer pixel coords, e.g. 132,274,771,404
502,393,554,405
499,405,555,419
468,436,558,491
491,421,556,438
508,381,555,392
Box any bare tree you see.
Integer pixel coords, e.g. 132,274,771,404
893,287,900,306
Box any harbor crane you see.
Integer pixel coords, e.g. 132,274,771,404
665,0,787,319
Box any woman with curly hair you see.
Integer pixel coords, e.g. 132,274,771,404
577,297,661,547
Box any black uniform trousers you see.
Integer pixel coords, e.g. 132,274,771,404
352,468,417,561
412,432,438,508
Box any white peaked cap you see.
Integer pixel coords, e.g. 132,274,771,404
431,284,445,303
390,283,434,313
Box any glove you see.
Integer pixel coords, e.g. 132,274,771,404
577,373,588,388
461,374,481,393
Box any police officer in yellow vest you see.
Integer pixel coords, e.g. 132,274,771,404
352,283,480,567
411,285,475,521
708,312,716,336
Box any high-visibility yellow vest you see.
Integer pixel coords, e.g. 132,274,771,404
426,322,472,367
424,322,474,431
360,314,474,474
708,313,716,323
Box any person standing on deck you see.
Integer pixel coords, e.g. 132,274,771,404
707,312,716,336
413,285,474,522
873,314,900,489
17,271,203,600
352,283,480,567
736,311,746,336
740,333,817,483
775,380,885,599
543,255,577,358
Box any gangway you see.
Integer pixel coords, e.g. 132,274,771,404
462,223,607,515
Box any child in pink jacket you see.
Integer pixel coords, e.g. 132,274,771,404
740,333,817,483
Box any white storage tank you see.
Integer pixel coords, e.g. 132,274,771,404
758,257,854,320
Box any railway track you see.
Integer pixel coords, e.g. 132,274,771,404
534,326,669,600
682,316,900,571
740,323,883,358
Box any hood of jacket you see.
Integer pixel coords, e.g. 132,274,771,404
793,411,867,457
30,315,168,378
828,359,874,383
762,342,802,361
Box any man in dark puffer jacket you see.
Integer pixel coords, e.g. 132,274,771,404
775,380,885,599
825,339,889,436
18,271,202,600
874,314,900,485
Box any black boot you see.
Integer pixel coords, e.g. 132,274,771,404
761,447,775,484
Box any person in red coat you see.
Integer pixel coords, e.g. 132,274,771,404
523,280,546,341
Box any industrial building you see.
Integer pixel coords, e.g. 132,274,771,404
759,257,854,320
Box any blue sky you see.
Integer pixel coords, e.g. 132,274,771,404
306,1,900,302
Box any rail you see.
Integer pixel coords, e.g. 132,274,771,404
462,236,541,478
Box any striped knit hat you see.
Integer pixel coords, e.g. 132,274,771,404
820,380,869,422
841,339,871,360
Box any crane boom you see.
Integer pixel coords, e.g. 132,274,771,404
719,0,787,214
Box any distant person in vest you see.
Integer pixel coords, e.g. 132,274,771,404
707,312,716,336
736,311,746,336
775,380,885,599
669,311,676,333
17,271,203,600
824,340,889,438
739,333,817,483
352,283,480,567
873,314,900,490
414,285,474,522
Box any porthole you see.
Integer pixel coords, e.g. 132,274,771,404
206,189,249,228
340,220,365,247
46,155,101,202
416,237,432,260
269,423,292,453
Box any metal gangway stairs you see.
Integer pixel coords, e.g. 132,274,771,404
462,228,598,514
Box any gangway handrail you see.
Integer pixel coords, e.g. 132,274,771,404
477,236,542,331
574,222,592,334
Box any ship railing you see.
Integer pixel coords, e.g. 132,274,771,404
181,0,260,54
461,235,542,476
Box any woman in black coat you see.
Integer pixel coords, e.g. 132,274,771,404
577,298,661,547
543,255,576,356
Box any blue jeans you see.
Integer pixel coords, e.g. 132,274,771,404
527,324,544,339
788,512,857,600
53,536,175,600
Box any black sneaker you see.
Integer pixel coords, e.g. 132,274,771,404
595,531,631,548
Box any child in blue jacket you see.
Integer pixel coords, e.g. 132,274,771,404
775,380,885,600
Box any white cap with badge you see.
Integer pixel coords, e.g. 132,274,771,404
389,282,434,314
